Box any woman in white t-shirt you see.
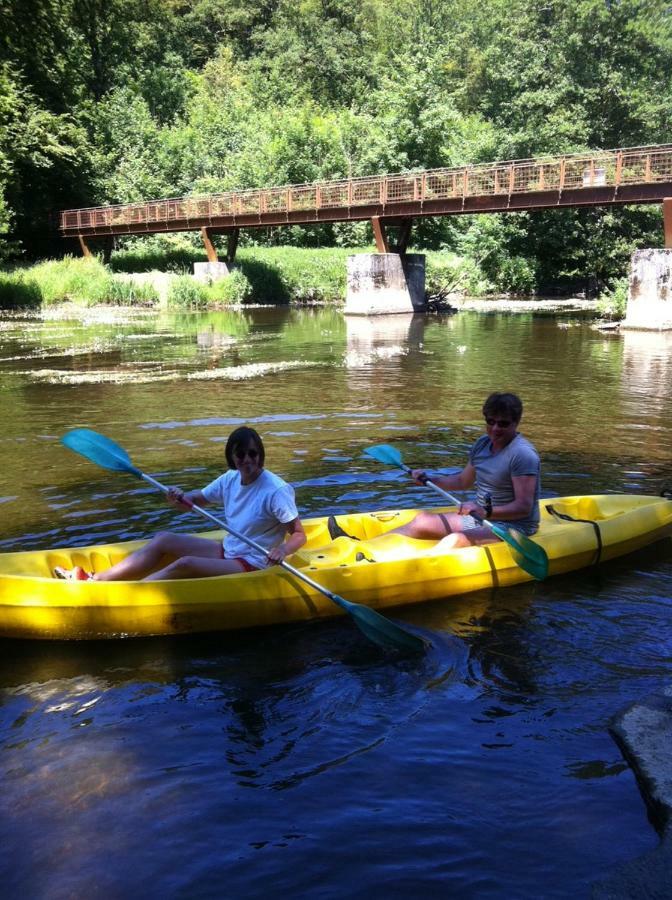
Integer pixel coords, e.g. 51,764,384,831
54,427,306,582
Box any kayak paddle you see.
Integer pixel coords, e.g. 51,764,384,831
363,442,549,581
61,428,426,654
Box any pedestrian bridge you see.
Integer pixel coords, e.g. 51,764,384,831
60,144,672,258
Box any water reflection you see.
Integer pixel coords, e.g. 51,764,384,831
344,313,427,368
621,327,672,400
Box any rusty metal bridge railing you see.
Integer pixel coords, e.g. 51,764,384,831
60,144,672,239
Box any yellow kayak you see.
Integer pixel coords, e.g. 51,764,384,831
0,493,670,640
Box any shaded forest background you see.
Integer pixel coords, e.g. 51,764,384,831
1,0,671,292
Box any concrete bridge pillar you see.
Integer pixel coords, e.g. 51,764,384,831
623,248,672,330
344,253,426,316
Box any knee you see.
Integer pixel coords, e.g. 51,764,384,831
148,531,179,551
412,512,446,535
414,512,435,530
436,532,471,550
163,555,197,577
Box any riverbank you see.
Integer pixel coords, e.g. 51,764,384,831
0,247,611,314
445,295,601,313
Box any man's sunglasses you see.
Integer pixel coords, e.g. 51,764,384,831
234,448,259,460
485,417,512,429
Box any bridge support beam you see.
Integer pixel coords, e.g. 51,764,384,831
77,234,113,263
664,198,672,248
344,253,426,316
198,226,240,265
201,227,219,263
225,228,239,266
370,218,414,255
371,217,389,253
623,248,672,330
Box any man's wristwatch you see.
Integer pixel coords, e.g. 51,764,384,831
483,494,493,518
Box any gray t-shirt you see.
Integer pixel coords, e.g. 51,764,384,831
468,433,541,534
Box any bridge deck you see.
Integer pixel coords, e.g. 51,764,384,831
60,145,672,238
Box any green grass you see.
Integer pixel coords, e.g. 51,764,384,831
0,271,42,309
27,256,113,305
167,275,209,309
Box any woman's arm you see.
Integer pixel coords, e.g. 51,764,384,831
166,488,210,509
267,516,307,564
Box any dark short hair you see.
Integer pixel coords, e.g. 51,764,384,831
482,392,523,422
225,426,265,469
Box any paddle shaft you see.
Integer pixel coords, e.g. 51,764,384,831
141,473,352,611
396,462,499,530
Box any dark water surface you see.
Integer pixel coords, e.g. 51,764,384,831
1,305,672,898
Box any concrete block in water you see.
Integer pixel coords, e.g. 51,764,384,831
344,254,426,316
623,249,672,330
193,261,230,284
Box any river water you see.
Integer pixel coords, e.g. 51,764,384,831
1,304,671,898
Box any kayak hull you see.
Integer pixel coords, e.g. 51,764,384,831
0,494,670,640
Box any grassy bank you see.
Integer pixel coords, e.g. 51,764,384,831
0,243,496,311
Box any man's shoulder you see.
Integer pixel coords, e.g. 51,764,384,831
471,433,490,453
511,433,540,460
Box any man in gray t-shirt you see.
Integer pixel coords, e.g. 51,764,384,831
468,431,540,534
392,392,541,547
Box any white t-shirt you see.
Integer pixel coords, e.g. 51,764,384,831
201,468,299,568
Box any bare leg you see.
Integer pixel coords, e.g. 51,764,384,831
391,511,460,540
144,555,248,581
435,526,499,550
392,514,501,547
93,532,222,582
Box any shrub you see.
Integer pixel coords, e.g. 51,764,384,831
206,269,252,305
494,256,538,294
237,247,348,304
167,275,208,308
0,272,42,309
27,256,112,305
110,234,205,274
598,276,628,320
102,278,159,306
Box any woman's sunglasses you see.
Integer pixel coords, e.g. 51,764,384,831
485,417,512,428
234,448,259,461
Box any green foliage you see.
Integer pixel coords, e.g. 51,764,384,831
237,247,349,304
167,275,209,309
206,269,253,305
101,278,159,306
0,272,42,309
597,276,629,320
25,256,112,305
109,234,206,273
2,0,672,290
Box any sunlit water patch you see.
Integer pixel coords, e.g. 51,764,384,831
18,360,326,385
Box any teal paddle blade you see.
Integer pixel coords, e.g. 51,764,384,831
363,444,405,468
489,523,549,581
346,599,426,653
61,428,143,479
